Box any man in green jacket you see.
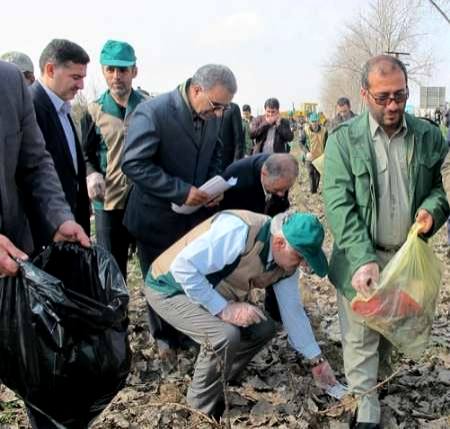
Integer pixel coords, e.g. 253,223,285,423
323,55,449,429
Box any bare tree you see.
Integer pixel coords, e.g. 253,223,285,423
321,0,434,116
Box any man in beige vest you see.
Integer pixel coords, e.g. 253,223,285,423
82,40,146,278
145,209,337,419
303,112,327,194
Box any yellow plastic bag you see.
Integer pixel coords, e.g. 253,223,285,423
312,153,325,175
351,224,442,358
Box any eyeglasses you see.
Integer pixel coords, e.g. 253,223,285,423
367,88,409,106
205,92,230,113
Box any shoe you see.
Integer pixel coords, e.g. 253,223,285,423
210,400,225,422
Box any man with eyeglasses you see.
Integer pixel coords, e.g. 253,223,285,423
122,64,237,362
81,40,146,279
323,55,449,429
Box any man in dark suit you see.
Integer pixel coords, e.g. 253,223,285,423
220,153,299,320
221,153,298,216
219,102,244,170
29,39,91,252
0,60,90,428
122,64,237,359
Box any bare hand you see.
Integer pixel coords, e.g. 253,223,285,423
0,234,28,277
184,186,210,206
415,209,433,234
351,262,379,298
218,302,267,327
311,359,337,389
53,221,90,247
206,193,224,208
86,172,105,201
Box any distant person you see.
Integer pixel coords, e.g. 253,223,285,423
329,96,356,131
241,104,254,155
250,98,293,154
82,40,146,278
303,112,328,194
0,58,90,429
1,51,35,85
29,39,91,251
219,102,244,170
122,64,237,361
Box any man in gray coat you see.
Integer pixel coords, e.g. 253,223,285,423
122,64,237,359
0,60,90,426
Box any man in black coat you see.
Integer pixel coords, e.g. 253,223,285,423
122,64,237,358
0,59,90,429
219,102,244,170
29,39,91,252
221,153,298,216
220,153,299,320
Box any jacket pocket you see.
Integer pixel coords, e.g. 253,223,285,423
352,160,371,207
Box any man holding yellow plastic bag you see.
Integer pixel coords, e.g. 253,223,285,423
323,55,449,429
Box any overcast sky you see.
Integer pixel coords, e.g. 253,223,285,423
1,0,449,113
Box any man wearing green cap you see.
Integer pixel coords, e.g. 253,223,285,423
144,209,337,419
82,40,146,277
303,112,327,194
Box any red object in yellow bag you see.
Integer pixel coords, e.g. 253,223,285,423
351,289,422,318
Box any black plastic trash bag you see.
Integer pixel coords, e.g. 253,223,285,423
0,242,131,428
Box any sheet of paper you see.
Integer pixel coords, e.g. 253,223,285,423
171,176,237,215
325,382,348,399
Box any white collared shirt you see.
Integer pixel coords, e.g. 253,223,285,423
40,81,78,172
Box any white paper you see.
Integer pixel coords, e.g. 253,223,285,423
325,382,348,399
171,176,237,215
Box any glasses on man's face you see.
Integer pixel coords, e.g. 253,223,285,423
205,93,230,113
367,88,409,106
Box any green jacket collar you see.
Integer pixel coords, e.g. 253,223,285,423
97,88,145,119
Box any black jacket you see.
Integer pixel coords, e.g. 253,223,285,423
29,81,90,251
219,102,244,170
122,84,222,256
221,154,290,216
0,62,73,253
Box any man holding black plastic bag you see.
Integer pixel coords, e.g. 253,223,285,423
0,59,93,427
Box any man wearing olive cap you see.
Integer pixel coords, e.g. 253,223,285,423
0,51,35,85
145,209,337,419
82,40,146,277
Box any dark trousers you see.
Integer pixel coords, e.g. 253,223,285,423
27,407,62,429
305,160,321,194
136,240,187,349
94,209,131,279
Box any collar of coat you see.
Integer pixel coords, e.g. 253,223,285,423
96,88,145,119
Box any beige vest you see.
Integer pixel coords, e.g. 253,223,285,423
305,126,327,160
149,210,292,301
88,103,130,210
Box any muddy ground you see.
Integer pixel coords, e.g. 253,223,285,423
1,152,449,428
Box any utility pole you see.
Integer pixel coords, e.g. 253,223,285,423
428,0,450,25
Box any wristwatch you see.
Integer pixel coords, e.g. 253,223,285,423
308,354,325,368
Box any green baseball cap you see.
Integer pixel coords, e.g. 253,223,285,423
282,212,328,277
100,40,136,67
309,112,319,122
